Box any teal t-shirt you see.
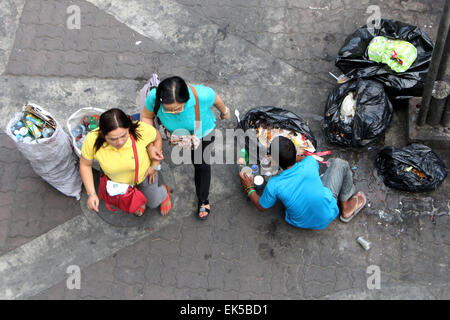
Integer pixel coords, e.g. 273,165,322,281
259,156,339,230
145,84,216,138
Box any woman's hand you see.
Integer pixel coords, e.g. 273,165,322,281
220,106,231,120
213,95,230,120
87,194,99,212
148,145,164,161
145,166,158,184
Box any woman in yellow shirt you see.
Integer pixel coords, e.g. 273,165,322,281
80,108,172,216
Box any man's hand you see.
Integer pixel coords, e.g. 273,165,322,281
239,171,254,189
148,145,164,161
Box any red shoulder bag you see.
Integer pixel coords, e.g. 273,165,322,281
98,134,147,214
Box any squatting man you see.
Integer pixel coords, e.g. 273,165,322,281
239,136,367,229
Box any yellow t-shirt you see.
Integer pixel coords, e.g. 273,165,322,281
81,121,157,185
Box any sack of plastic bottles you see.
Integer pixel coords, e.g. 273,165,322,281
67,107,105,157
5,103,82,199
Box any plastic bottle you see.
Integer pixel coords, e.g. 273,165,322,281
11,121,24,134
19,127,28,136
251,164,259,176
260,155,271,176
42,127,55,138
71,124,85,138
24,120,42,138
88,115,99,130
240,148,249,165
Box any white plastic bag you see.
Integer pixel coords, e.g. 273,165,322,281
67,107,106,157
5,103,82,200
340,91,356,123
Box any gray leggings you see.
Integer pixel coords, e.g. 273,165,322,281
320,158,356,202
136,173,168,208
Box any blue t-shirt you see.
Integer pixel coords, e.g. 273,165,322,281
259,156,339,230
145,84,216,138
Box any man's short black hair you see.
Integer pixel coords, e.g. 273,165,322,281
269,136,296,170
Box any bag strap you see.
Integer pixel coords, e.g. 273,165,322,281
304,150,332,165
304,150,332,157
105,202,117,212
187,84,201,133
130,134,139,185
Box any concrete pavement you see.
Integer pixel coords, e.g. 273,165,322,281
0,0,449,299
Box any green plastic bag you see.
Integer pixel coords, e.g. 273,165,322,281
367,36,417,73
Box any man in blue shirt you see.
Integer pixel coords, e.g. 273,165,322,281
239,136,367,230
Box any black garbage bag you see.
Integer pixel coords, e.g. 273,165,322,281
237,106,317,160
376,144,447,192
323,79,393,147
335,19,433,99
238,106,317,147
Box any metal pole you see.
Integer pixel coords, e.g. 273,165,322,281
427,25,450,125
442,95,450,127
418,0,450,126
436,28,450,81
427,81,450,125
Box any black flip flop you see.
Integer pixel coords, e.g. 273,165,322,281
198,199,210,220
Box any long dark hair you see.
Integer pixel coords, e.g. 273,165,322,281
154,76,190,115
94,108,141,152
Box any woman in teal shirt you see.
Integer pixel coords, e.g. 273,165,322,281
140,76,230,219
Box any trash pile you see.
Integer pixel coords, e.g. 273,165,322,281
256,127,316,155
238,106,328,185
324,19,433,148
334,19,433,99
323,19,446,192
71,114,99,149
239,106,317,153
9,105,56,143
